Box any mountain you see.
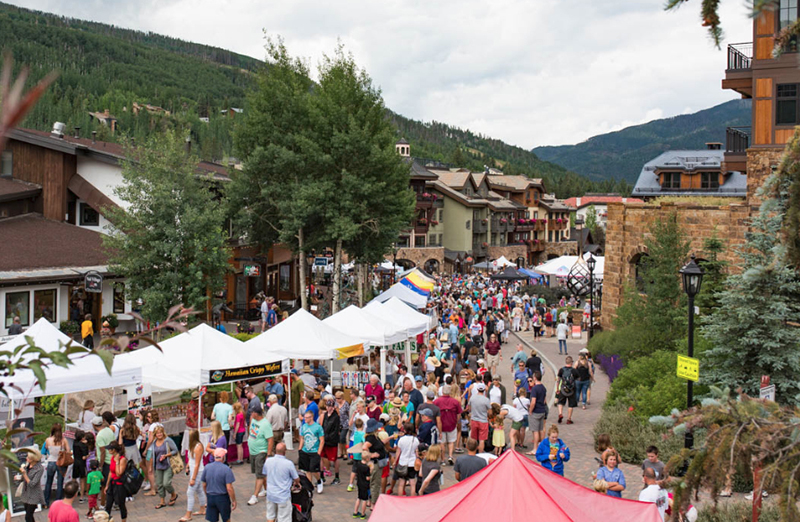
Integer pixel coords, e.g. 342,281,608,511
532,99,752,184
0,1,616,197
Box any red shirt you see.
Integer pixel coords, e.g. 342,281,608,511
485,340,501,356
48,500,79,522
433,396,463,432
364,383,385,404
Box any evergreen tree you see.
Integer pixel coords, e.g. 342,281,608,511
585,204,598,233
103,130,230,321
702,151,800,406
695,232,727,314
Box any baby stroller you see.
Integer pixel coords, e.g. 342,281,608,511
292,474,315,522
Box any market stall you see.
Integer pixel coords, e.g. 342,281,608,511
371,450,661,522
365,297,432,369
370,282,428,309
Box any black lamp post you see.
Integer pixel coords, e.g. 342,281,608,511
392,243,398,285
679,254,704,449
586,253,596,339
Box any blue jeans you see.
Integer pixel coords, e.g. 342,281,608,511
44,461,65,505
575,380,590,405
558,339,567,354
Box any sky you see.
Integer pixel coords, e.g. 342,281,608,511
12,0,753,149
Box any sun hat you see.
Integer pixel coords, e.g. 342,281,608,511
426,356,441,368
391,397,403,407
365,418,383,433
21,445,42,462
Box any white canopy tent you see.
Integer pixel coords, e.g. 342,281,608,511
534,253,604,280
5,318,142,399
246,308,365,361
370,282,428,309
323,305,408,383
494,256,517,268
365,297,432,369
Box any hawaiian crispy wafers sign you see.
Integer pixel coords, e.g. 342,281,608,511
209,362,283,383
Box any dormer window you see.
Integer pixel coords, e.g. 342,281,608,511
662,172,681,189
701,172,719,189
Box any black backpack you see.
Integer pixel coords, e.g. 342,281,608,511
121,460,144,496
559,368,576,397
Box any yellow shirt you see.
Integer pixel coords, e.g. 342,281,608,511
81,320,94,339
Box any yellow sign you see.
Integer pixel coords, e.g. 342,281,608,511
677,355,699,382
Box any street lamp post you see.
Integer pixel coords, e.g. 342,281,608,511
587,253,596,339
679,254,704,450
392,243,398,285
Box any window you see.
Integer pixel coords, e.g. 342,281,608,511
80,203,100,226
465,220,471,230
662,172,681,189
397,236,410,248
438,209,443,222
415,235,426,247
1,150,11,178
33,289,57,322
780,0,798,30
113,283,126,314
279,264,291,292
701,172,720,189
5,291,29,327
777,84,799,125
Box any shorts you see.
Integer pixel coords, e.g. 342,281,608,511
461,430,469,441
235,432,245,445
545,321,553,327
206,493,231,522
485,353,500,368
521,416,529,428
357,485,370,501
339,429,349,445
381,464,390,479
299,451,321,473
321,445,338,462
469,420,489,441
511,421,523,431
441,429,457,444
392,466,416,481
557,393,578,408
266,499,292,522
272,430,285,448
529,412,546,432
251,452,267,478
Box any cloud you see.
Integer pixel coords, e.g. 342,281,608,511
12,0,753,147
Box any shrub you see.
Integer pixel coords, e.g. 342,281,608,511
606,350,688,419
38,395,64,416
101,313,119,329
587,325,651,363
236,321,255,334
59,320,79,335
593,402,685,464
697,500,779,522
520,285,569,305
231,333,258,342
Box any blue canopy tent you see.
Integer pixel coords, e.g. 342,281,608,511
519,268,545,281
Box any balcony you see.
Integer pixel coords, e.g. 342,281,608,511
722,42,753,98
550,219,568,230
724,126,750,173
472,242,487,257
532,220,547,231
473,219,488,233
515,220,534,232
414,220,429,234
527,240,545,253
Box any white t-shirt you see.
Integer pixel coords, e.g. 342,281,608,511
260,301,268,316
556,323,570,340
495,319,505,333
489,386,502,405
78,410,97,432
476,452,498,465
513,396,530,416
501,404,524,423
396,435,420,467
638,485,668,521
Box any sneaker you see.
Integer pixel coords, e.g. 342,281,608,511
323,469,332,477
316,481,324,494
558,415,563,424
454,448,465,454
566,419,574,425
79,498,86,504
347,484,354,492
353,514,360,519
247,495,258,506
126,497,133,502
331,477,341,486
448,457,454,466
143,482,151,491
360,514,366,520
258,489,267,497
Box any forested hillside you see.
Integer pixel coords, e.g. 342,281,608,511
533,99,752,183
390,115,632,198
0,1,627,197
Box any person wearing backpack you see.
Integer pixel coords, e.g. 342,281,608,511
556,356,578,425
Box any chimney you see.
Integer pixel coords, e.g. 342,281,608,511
706,142,722,150
91,131,97,144
51,122,65,139
73,126,80,139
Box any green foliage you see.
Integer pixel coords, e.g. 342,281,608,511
695,232,728,314
702,166,800,406
231,333,258,342
592,402,685,465
614,212,690,353
533,99,751,184
103,130,231,322
782,129,800,268
38,395,63,416
587,324,649,362
697,501,780,522
520,285,569,304
585,204,598,233
101,313,119,329
59,320,79,335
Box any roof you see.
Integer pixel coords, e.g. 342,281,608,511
632,150,747,198
408,159,438,180
563,195,644,208
487,192,523,211
0,177,41,202
0,213,109,272
471,172,487,187
9,129,231,181
396,138,409,145
430,180,487,207
538,195,574,211
434,169,472,190
487,174,544,192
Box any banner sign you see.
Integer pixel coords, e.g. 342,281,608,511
126,383,152,417
85,270,103,293
208,361,284,384
244,264,260,277
314,257,329,267
676,354,699,382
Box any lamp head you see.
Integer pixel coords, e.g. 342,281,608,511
680,254,705,298
586,253,596,272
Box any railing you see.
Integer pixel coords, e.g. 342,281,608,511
726,126,750,153
473,220,488,233
727,42,752,70
472,243,487,256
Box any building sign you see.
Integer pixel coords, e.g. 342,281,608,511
760,375,775,401
208,360,287,384
85,271,103,293
244,264,260,277
314,257,329,267
676,354,699,382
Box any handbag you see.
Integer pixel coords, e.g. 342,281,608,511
169,453,185,474
121,460,144,496
57,443,74,468
395,464,409,478
15,481,24,498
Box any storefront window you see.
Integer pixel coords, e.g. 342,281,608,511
5,291,30,327
280,264,291,292
113,283,125,314
33,289,57,322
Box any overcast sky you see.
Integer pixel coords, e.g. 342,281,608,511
12,0,752,148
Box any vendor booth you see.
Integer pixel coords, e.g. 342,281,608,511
370,282,428,309
490,266,529,281
371,451,661,522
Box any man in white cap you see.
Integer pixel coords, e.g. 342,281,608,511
468,383,490,453
201,448,236,522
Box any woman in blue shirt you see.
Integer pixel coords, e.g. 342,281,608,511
595,449,626,497
535,425,570,476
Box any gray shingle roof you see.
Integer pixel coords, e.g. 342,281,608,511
632,150,747,198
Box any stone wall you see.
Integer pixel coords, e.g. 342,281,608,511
392,247,445,272
747,148,785,205
544,240,578,258
487,244,528,263
601,201,752,329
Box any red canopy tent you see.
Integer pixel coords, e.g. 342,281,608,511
371,451,661,522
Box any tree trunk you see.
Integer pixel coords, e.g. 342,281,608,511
332,239,343,314
298,227,309,311
357,262,365,307
752,461,762,522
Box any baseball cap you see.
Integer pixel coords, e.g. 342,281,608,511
415,375,423,382
213,448,228,459
476,383,486,392
91,417,103,426
425,389,435,399
419,408,433,418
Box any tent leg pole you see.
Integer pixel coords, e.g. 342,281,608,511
380,347,387,386
64,393,68,428
405,339,411,376
198,387,203,430
287,371,292,449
